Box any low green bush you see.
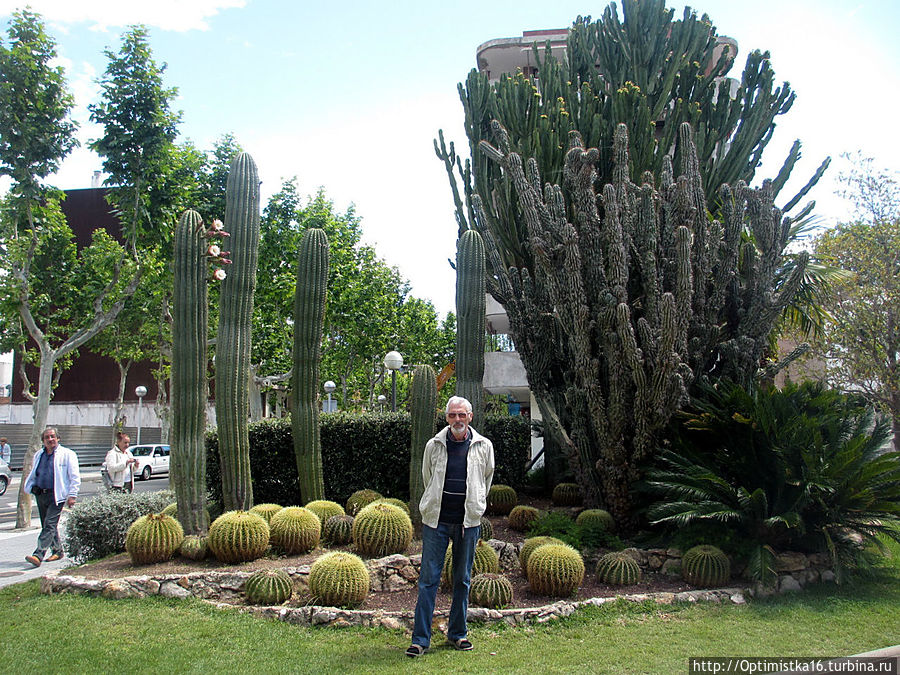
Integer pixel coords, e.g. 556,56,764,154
64,490,175,562
526,511,624,551
207,413,531,506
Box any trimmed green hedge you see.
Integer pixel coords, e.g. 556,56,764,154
207,413,530,507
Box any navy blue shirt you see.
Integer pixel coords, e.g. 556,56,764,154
438,429,470,525
34,449,55,491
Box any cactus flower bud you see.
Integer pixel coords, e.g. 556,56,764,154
207,244,221,257
214,269,227,281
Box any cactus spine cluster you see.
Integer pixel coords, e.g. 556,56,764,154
508,505,542,532
455,229,486,430
595,551,642,585
322,514,354,546
216,152,260,511
125,514,184,564
269,506,321,555
526,543,585,597
248,503,284,524
352,502,413,557
346,489,381,516
552,483,583,507
576,509,615,532
207,510,270,563
292,227,329,503
470,573,514,609
305,500,345,524
487,484,517,515
441,539,500,589
171,209,211,535
245,569,293,605
409,364,437,535
179,534,208,561
519,536,566,574
682,545,731,587
308,551,371,609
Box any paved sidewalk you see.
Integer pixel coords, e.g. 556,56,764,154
0,469,102,589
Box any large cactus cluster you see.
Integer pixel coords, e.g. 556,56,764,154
216,153,260,511
292,228,329,503
408,364,437,534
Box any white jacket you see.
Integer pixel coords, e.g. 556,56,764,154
23,445,81,505
104,447,134,487
418,426,494,529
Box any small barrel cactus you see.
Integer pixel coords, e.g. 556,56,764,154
508,505,542,532
470,573,514,609
126,513,184,564
322,514,354,546
486,484,517,515
305,500,345,524
519,536,566,574
269,506,321,555
352,502,413,557
441,539,500,589
179,534,208,561
575,508,615,532
552,482,583,507
372,497,410,514
682,545,731,587
595,551,642,585
308,551,371,609
245,569,293,605
249,503,284,524
346,489,382,516
207,510,270,563
479,515,493,541
526,543,585,597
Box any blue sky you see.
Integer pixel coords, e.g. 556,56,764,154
1,0,898,318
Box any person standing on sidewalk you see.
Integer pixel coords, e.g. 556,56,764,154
23,427,80,566
0,437,11,465
104,432,137,493
406,396,494,657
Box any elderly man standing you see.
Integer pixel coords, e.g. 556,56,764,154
23,427,80,566
406,396,494,657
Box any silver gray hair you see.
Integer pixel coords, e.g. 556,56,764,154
42,427,59,441
445,396,472,414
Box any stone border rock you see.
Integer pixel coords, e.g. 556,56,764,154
39,540,832,629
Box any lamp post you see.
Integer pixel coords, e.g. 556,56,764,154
323,380,336,413
377,394,386,413
383,351,403,412
135,385,148,444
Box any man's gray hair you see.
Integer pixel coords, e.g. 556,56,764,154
445,396,472,414
42,427,59,440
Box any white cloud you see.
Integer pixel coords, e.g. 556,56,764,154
0,0,246,32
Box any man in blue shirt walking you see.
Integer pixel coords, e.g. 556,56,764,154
23,427,80,566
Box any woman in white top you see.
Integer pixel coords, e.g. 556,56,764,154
104,432,138,493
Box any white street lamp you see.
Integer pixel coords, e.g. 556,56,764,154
135,385,148,444
377,394,387,413
323,380,336,413
383,351,403,412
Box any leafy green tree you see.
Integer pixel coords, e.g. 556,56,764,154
812,157,900,451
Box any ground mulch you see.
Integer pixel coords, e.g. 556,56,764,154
63,497,693,612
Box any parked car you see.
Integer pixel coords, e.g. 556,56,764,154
0,458,10,496
129,444,170,481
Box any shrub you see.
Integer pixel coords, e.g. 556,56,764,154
595,551,642,585
269,507,321,554
245,569,293,605
470,573,513,608
486,484,517,515
526,511,580,548
64,490,175,562
208,511,270,563
508,505,542,532
441,540,500,588
125,514,184,564
352,502,413,557
526,544,585,596
308,551,370,608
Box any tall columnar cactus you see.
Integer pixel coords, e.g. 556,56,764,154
216,152,260,511
409,364,437,535
455,229,486,430
292,227,329,503
171,209,212,535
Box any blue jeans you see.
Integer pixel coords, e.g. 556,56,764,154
412,523,480,648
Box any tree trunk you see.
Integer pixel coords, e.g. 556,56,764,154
112,359,133,442
16,354,55,528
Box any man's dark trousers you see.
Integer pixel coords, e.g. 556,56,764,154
34,490,63,557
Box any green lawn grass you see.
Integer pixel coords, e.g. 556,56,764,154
2,545,898,674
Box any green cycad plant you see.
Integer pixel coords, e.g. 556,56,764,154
455,229,485,429
292,227,329,503
646,380,900,583
216,152,260,510
409,364,437,535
